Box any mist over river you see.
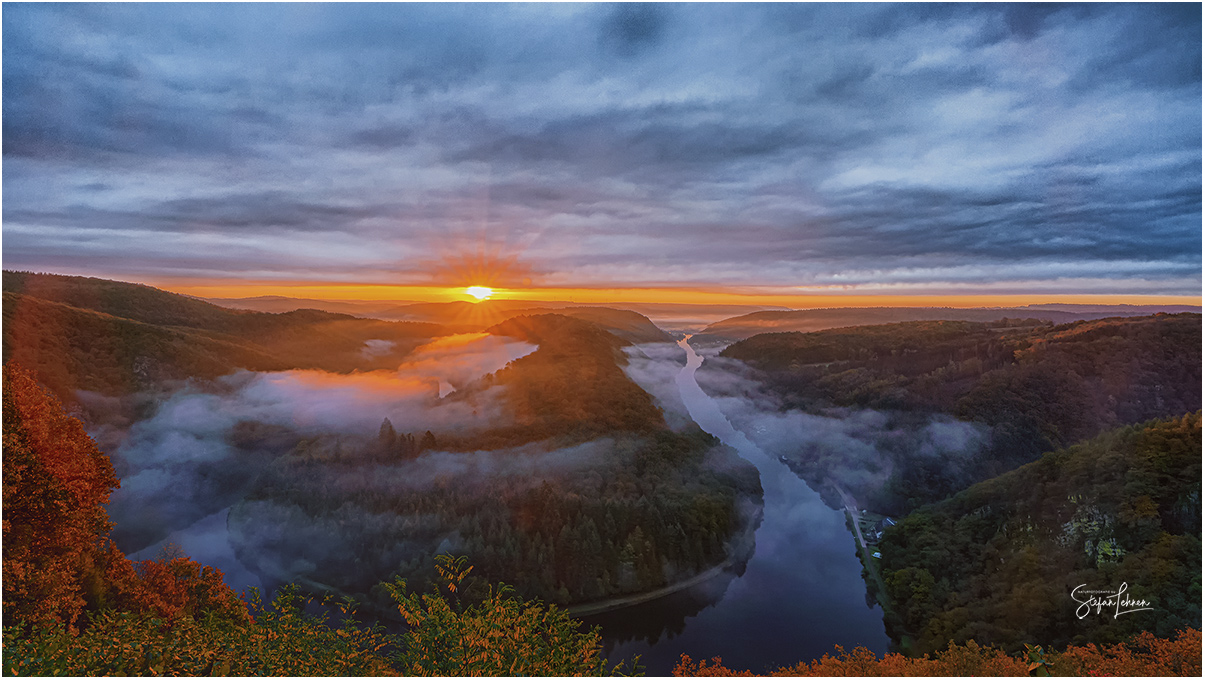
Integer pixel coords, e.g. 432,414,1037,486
115,335,888,675
581,338,889,674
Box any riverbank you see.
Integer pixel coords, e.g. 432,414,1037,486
838,488,888,601
836,485,911,653
566,559,735,617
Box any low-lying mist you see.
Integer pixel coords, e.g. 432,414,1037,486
622,342,693,431
100,333,537,553
695,352,988,513
626,341,988,515
227,437,630,591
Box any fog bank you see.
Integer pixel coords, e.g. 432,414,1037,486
102,333,536,553
686,343,988,512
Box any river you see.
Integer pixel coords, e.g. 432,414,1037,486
580,337,889,675
118,335,888,674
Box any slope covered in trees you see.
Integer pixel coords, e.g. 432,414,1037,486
3,273,763,625
226,314,763,611
696,305,1197,343
4,362,249,629
483,313,668,444
877,414,1201,655
496,307,672,344
3,272,448,401
4,361,1199,676
720,314,1200,513
1,362,629,676
4,362,124,629
374,299,674,344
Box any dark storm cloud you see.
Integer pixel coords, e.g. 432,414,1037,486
2,3,1199,296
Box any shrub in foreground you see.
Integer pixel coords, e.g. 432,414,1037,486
673,627,1202,677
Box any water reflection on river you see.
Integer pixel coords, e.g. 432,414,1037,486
121,336,888,675
580,338,888,675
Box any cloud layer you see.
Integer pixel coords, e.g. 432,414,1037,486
4,4,1200,296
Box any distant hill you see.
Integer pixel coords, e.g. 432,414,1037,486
2,272,449,400
496,308,671,344
208,295,590,320
878,414,1201,655
204,295,422,317
2,272,671,402
694,305,1201,343
3,291,290,398
207,294,782,334
719,314,1201,515
591,302,790,333
1015,303,1202,314
6,270,275,332
216,296,674,344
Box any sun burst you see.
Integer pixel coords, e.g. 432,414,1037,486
465,286,493,301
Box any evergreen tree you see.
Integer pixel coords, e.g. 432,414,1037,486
420,430,437,451
378,418,397,450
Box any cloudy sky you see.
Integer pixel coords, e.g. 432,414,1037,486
3,3,1201,304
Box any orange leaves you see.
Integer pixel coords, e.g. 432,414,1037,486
3,362,119,630
104,554,250,626
1054,628,1202,677
672,630,1202,677
673,654,755,676
4,362,250,634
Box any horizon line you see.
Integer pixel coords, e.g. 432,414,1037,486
5,270,1199,309
158,282,1204,310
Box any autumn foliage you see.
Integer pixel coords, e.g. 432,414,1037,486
3,587,396,676
2,362,248,630
673,627,1202,676
3,362,120,629
1,361,621,675
4,358,1201,677
102,548,251,625
1053,628,1203,676
384,554,635,676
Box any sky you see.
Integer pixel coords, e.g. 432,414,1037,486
3,3,1201,306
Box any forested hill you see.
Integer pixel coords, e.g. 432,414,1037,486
7,356,1191,676
696,305,1199,342
487,314,664,440
5,270,292,331
2,272,450,401
878,414,1201,656
723,315,1200,429
719,315,1200,514
351,300,673,344
497,307,672,344
224,311,763,610
3,272,672,403
210,295,673,344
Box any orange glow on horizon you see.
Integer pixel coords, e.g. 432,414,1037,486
150,279,1201,310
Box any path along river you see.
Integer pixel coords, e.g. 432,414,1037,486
580,338,889,674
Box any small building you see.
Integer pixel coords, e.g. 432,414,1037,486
865,517,897,543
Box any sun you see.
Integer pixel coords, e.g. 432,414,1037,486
465,286,493,301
